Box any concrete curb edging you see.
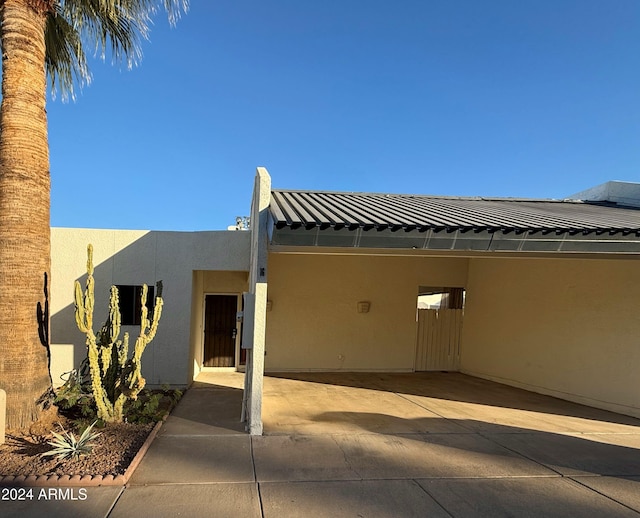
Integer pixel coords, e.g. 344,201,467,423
0,417,166,488
122,416,166,483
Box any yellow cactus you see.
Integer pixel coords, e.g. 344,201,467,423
122,283,164,401
74,245,164,423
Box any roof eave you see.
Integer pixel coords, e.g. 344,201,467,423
269,225,640,254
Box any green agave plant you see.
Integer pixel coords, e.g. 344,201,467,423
41,421,101,461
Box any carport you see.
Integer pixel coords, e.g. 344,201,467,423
242,169,640,435
198,370,640,436
122,370,640,517
257,371,640,436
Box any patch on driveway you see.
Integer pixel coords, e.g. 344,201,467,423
260,480,449,518
128,435,254,485
252,432,556,482
110,483,261,518
571,476,640,513
418,478,640,518
488,432,640,476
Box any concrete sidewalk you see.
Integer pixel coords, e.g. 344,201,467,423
5,372,640,517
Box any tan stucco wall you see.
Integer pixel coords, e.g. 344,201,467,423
51,228,250,388
461,257,640,418
265,253,469,371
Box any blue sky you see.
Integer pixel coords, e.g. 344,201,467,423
48,0,640,231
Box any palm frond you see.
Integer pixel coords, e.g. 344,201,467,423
163,0,189,25
61,0,148,67
45,0,189,100
45,8,90,101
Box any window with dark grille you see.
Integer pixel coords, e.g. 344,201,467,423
116,285,155,326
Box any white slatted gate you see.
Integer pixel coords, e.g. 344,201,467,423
415,308,463,371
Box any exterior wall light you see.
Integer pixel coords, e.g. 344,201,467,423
357,301,370,313
266,300,273,312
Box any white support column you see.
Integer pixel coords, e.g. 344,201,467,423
243,167,271,435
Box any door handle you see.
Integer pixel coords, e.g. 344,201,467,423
232,328,237,339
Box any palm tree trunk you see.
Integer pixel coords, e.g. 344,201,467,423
0,0,53,431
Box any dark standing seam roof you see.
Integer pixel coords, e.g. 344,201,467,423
269,190,640,235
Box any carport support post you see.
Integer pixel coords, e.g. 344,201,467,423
244,167,271,435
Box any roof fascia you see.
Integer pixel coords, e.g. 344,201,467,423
269,226,640,254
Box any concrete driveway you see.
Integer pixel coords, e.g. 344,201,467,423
8,372,640,517
132,371,640,517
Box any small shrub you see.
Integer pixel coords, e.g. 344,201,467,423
124,387,183,424
54,363,98,421
41,421,101,461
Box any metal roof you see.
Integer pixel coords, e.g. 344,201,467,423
268,190,640,253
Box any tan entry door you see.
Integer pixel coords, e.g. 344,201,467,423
204,295,237,367
415,308,463,371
